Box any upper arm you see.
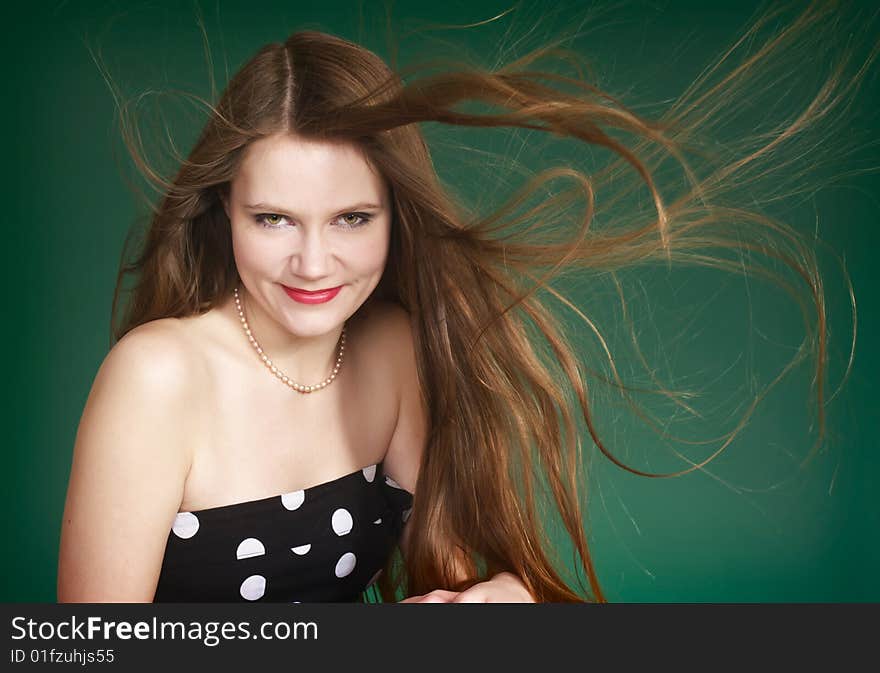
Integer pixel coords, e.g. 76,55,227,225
379,304,426,496
375,304,426,552
57,320,199,602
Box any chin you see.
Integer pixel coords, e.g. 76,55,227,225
278,304,350,335
281,316,341,338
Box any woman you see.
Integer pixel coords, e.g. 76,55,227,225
57,3,871,602
58,29,537,603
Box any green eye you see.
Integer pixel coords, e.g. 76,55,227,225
255,212,372,229
337,213,372,228
255,213,289,228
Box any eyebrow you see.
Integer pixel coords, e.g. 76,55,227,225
242,201,383,215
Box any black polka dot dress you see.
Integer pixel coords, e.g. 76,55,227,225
153,462,413,602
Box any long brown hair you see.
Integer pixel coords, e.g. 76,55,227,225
104,1,876,602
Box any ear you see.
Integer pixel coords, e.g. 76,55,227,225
219,188,231,219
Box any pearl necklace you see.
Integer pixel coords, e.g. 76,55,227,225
233,286,346,393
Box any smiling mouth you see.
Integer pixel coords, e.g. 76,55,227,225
285,285,341,294
281,284,343,304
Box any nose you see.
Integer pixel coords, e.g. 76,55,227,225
290,227,333,281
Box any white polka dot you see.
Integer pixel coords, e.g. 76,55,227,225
331,508,353,536
236,537,266,560
291,544,311,556
240,575,266,600
281,490,305,511
292,601,301,604
385,475,403,489
335,552,356,578
172,512,199,539
373,518,382,524
362,464,377,482
402,507,413,523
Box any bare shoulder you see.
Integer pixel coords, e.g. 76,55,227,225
354,298,416,364
82,318,208,449
102,317,207,394
352,298,421,397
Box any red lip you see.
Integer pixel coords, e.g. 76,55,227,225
281,284,343,304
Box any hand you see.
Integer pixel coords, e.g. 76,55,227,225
398,572,535,603
399,589,460,603
451,572,535,603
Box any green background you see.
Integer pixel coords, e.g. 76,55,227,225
4,0,878,602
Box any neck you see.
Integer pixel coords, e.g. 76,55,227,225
232,285,344,386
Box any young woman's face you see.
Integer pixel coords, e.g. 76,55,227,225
225,133,391,339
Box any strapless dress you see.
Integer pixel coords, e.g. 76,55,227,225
153,462,413,602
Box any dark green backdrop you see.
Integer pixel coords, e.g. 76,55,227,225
4,0,878,602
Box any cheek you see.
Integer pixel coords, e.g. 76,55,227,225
231,228,276,274
346,225,390,273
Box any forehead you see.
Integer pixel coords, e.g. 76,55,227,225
233,134,385,203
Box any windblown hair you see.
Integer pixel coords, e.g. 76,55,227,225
107,1,875,601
